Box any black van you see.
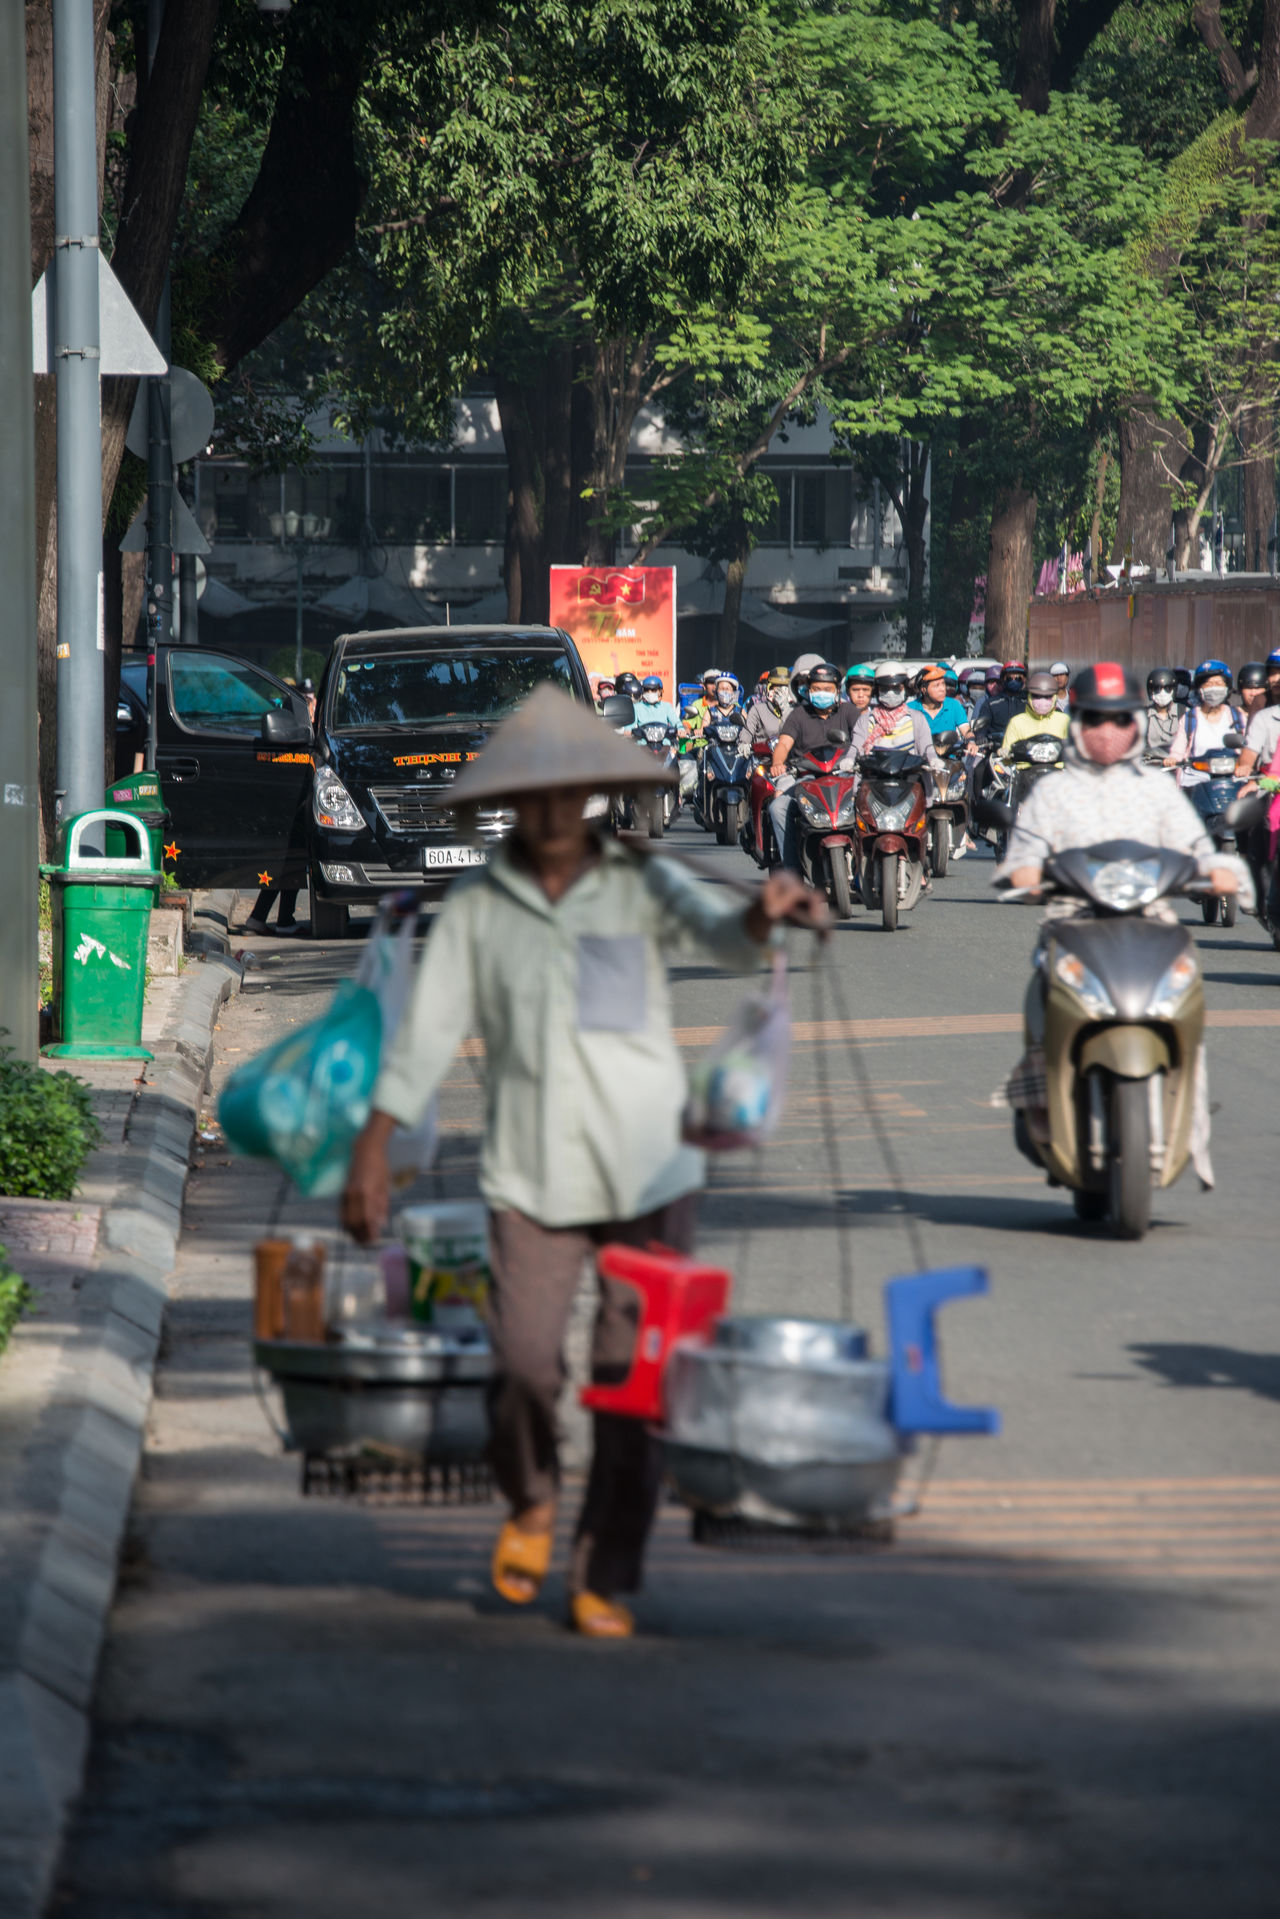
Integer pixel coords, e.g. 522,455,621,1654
306,625,596,938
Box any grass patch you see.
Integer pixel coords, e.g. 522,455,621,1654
0,1261,32,1357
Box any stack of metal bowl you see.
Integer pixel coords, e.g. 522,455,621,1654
254,1321,491,1462
660,1316,903,1530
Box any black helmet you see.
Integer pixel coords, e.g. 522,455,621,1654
1069,661,1143,715
1238,661,1266,691
1146,667,1177,698
615,671,641,699
805,662,842,704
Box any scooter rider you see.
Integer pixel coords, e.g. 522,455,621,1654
1049,661,1071,712
768,662,858,873
1237,662,1267,726
997,662,1250,1184
976,662,1029,745
634,673,681,733
738,665,792,756
996,671,1069,760
848,664,943,768
1164,659,1246,821
684,667,723,741
910,662,972,739
1145,668,1180,756
1234,649,1280,782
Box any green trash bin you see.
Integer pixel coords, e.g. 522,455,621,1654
104,773,167,874
44,810,159,1060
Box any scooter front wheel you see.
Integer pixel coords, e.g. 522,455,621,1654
1108,1075,1153,1240
929,817,950,878
828,847,853,919
880,852,899,931
1221,893,1238,927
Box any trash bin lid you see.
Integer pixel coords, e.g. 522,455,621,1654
58,809,156,872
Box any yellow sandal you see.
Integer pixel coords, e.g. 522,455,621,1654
491,1520,553,1605
569,1591,635,1639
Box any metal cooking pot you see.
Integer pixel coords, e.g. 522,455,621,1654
661,1315,904,1528
255,1322,491,1460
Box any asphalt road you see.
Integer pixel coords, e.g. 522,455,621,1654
51,821,1280,1917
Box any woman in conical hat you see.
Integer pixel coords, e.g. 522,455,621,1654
344,685,822,1638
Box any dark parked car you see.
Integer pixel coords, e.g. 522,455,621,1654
306,625,596,938
117,648,313,889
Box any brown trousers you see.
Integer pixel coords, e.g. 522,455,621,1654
486,1194,698,1599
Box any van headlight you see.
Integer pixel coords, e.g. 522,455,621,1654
1147,952,1197,1018
313,767,364,830
1053,948,1115,1017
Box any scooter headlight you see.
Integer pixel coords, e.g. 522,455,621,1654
835,793,860,825
796,793,829,826
1025,739,1063,764
1052,948,1116,1018
869,795,913,829
1085,857,1162,911
1147,952,1198,1018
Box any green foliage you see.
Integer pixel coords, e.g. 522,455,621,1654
0,1261,32,1359
0,1053,102,1202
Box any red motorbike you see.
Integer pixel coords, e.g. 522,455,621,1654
790,740,860,919
853,745,931,931
741,739,777,867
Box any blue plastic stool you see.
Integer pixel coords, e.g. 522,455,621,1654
883,1266,1001,1436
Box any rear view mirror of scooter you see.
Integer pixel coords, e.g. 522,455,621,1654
1224,791,1267,834
972,792,1015,833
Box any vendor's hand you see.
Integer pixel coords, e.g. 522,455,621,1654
747,872,829,940
1004,864,1044,898
1209,867,1240,896
341,1111,397,1244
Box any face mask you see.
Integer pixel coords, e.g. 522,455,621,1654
878,687,905,709
1029,695,1055,716
642,690,661,703
1080,718,1137,766
809,688,837,711
1151,689,1173,707
716,688,735,708
1199,684,1229,708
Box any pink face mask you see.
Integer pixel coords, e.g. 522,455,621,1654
1080,717,1138,765
1029,695,1055,716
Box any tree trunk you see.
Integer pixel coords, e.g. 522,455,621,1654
1241,405,1275,570
901,443,929,651
1113,407,1187,567
541,337,576,566
931,441,988,654
1089,440,1110,563
494,373,546,623
717,515,751,675
985,486,1037,658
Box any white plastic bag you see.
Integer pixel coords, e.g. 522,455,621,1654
682,952,790,1150
357,898,439,1189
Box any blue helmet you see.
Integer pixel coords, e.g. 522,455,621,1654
640,674,664,694
1266,649,1280,672
1192,657,1232,689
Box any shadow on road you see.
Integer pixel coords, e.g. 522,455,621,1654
1127,1342,1280,1403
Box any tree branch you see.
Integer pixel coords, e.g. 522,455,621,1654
1192,0,1253,104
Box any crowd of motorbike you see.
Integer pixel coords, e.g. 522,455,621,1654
594,649,1280,1240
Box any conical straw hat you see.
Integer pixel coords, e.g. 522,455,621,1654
449,683,678,805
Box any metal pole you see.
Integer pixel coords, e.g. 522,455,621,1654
53,0,105,830
294,543,305,683
178,550,199,644
0,2,40,1058
143,0,171,767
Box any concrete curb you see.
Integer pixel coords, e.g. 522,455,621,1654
0,952,240,1918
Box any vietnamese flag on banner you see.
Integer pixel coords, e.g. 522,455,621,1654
550,565,676,696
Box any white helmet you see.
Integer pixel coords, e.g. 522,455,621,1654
789,651,825,698
874,662,909,709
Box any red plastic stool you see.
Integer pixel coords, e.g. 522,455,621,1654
580,1243,731,1423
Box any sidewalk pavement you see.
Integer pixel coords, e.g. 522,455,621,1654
0,911,241,1919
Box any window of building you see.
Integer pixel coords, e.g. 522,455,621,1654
455,469,507,545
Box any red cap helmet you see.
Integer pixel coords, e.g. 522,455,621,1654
1069,661,1143,714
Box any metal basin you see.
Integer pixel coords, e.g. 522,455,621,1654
661,1315,903,1527
255,1323,491,1460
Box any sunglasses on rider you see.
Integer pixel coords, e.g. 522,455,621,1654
1079,710,1136,728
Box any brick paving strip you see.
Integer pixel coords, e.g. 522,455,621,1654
0,897,241,1919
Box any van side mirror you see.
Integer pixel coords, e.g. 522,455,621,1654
261,707,311,747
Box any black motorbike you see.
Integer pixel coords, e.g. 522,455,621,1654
629,719,680,838
926,728,969,877
698,715,750,843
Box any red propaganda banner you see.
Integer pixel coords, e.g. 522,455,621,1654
548,566,676,697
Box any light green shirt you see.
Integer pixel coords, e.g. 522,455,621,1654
373,838,768,1227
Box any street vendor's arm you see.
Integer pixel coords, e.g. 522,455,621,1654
644,851,822,968
344,884,479,1244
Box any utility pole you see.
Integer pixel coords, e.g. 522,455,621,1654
53,0,105,830
143,0,173,765
0,0,40,1059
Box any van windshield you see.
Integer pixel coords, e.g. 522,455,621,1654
331,650,575,730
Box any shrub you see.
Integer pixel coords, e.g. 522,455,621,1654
0,1051,102,1200
0,1259,31,1357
